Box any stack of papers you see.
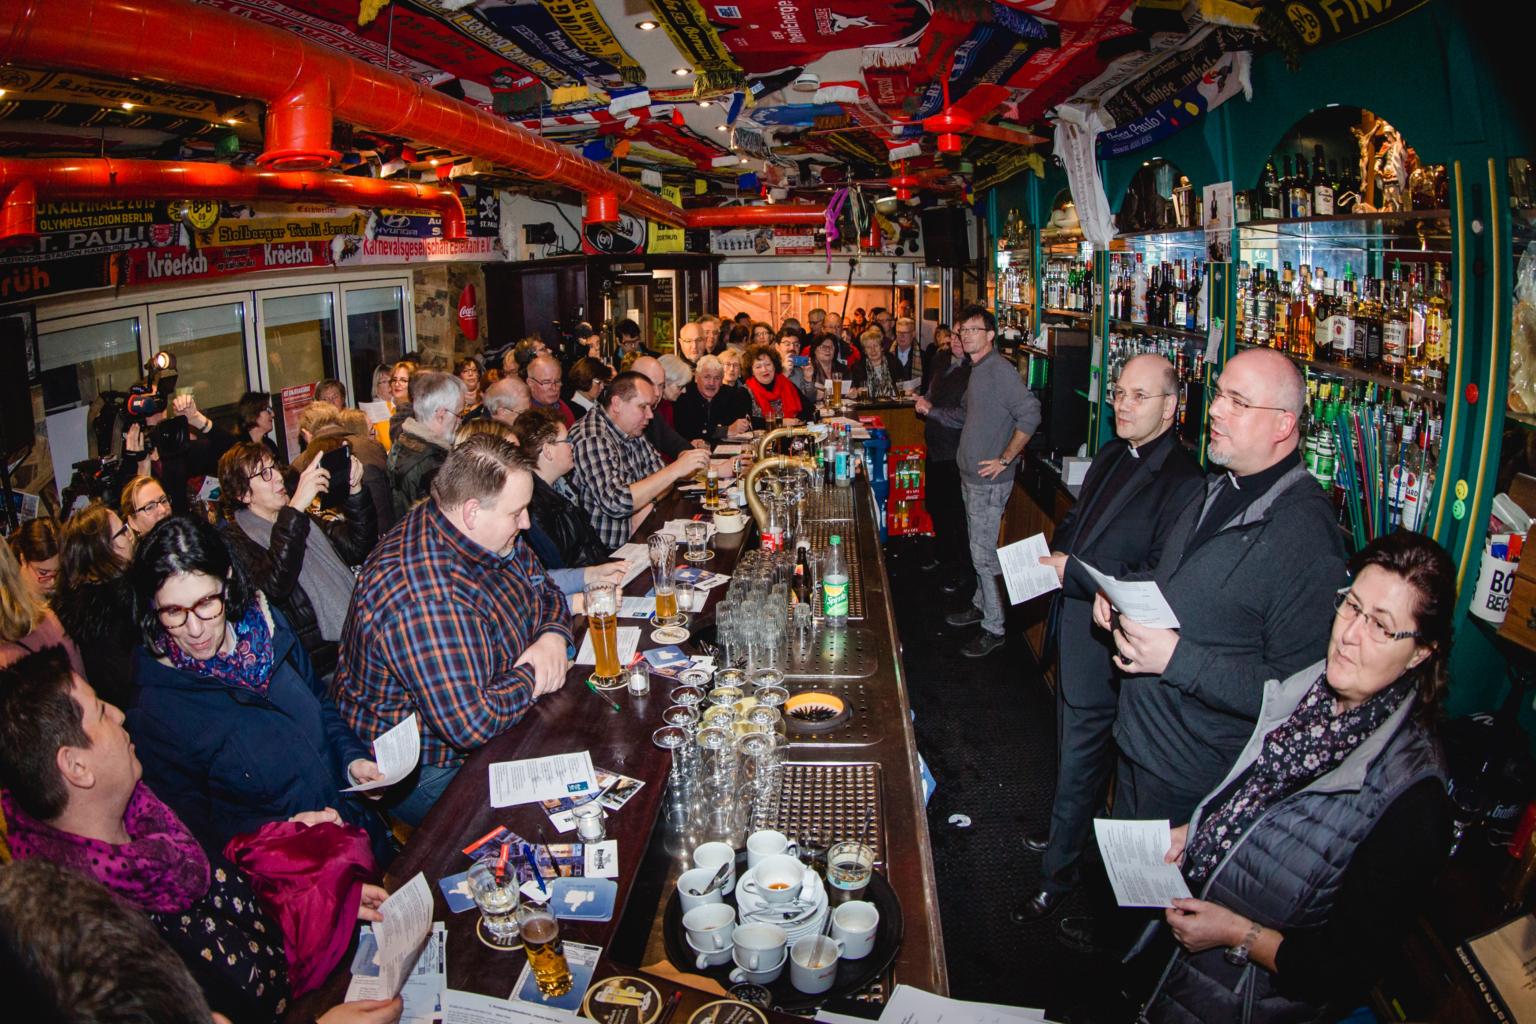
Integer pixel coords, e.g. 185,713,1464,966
343,713,421,793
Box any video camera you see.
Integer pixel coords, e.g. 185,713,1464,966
92,351,189,461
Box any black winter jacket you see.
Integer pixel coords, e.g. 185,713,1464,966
528,475,612,568
216,489,376,679
53,574,140,709
388,423,448,519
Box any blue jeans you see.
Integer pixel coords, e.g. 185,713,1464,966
388,762,461,827
961,478,1012,636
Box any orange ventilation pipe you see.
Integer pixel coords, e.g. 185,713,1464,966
0,159,466,244
0,0,824,230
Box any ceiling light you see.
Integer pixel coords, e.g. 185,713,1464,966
429,158,440,166
698,100,712,108
224,117,239,125
715,124,728,133
739,156,749,164
120,102,135,110
0,89,8,98
637,19,658,30
673,67,692,77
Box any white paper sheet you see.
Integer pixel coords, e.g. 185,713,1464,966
574,626,640,666
608,542,648,586
1074,558,1180,628
443,988,585,1024
617,597,656,618
354,873,434,998
347,922,445,1023
997,534,1061,606
343,713,421,792
489,751,599,809
1093,819,1192,909
583,839,619,878
359,400,391,425
878,984,1050,1022
1463,915,1536,1023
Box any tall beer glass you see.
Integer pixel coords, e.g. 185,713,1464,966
516,904,573,997
649,532,684,626
584,581,622,686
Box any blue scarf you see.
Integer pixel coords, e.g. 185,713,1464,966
163,601,276,695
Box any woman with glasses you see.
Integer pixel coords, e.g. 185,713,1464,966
9,516,61,602
512,407,615,570
120,476,173,538
215,442,375,681
381,358,418,451
1138,531,1452,1023
454,356,485,420
0,536,83,672
236,391,281,462
126,515,389,860
52,503,140,708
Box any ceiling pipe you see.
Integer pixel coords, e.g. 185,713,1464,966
0,159,466,245
260,75,339,172
683,205,829,228
0,0,823,230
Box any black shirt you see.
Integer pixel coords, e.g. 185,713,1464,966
1071,427,1178,548
1185,449,1302,556
673,381,752,442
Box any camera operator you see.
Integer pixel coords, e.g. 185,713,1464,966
116,390,235,518
216,441,376,680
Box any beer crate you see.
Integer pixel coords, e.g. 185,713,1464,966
1499,563,1536,655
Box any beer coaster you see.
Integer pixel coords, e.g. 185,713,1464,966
475,917,522,951
684,549,716,562
686,1000,768,1024
650,626,690,644
589,674,627,692
580,975,663,1024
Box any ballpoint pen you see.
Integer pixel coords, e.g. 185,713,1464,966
585,677,622,712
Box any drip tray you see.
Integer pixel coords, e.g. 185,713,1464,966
782,625,879,680
759,762,885,868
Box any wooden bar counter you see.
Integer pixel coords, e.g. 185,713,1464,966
291,472,945,1020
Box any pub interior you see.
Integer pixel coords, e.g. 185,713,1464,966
2,2,1536,1023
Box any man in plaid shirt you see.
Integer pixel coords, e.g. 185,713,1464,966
568,371,709,550
334,434,573,825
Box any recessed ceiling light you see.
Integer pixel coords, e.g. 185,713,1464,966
637,19,658,30
698,100,712,108
739,156,748,164
673,67,692,77
715,124,728,133
224,117,239,125
429,158,439,166
121,102,135,110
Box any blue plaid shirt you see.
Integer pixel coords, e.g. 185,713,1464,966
334,500,574,768
568,405,664,549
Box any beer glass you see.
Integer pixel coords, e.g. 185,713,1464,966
684,521,710,562
649,532,684,626
830,374,844,407
584,581,622,686
467,859,520,944
516,904,573,997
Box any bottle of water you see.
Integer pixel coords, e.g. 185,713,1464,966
823,535,849,629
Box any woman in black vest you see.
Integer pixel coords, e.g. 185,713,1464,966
1139,530,1453,1023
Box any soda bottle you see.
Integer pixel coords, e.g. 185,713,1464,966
823,535,849,629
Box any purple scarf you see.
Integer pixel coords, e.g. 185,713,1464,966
3,782,211,913
163,599,276,695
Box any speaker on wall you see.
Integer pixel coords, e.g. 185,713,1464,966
0,310,35,462
920,206,971,268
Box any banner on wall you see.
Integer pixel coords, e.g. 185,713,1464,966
1272,0,1432,53
1096,50,1252,158
194,213,368,249
331,235,500,266
711,227,823,256
707,0,930,76
648,186,685,254
0,255,111,303
118,241,331,284
581,214,646,256
0,200,178,266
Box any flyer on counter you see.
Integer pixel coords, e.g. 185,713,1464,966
347,919,445,1022
541,768,645,830
641,645,691,678
574,626,640,667
489,751,599,809
443,987,586,1023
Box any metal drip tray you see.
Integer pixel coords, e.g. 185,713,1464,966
783,625,878,679
759,762,885,868
803,515,866,620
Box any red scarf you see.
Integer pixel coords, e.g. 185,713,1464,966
745,373,803,421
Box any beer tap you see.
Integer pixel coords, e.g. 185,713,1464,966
744,456,816,533
754,425,819,461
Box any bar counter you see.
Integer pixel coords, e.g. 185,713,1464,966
290,472,945,1020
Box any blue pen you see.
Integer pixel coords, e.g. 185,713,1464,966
523,842,548,895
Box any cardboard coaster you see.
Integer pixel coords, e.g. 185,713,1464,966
650,625,690,644
589,673,628,692
581,975,664,1024
475,916,522,951
684,549,716,562
686,1001,768,1024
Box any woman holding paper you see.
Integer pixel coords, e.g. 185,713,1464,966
1138,531,1452,1022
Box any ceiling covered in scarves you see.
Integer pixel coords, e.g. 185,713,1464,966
0,0,1351,208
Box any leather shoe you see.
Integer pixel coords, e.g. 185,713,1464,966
1011,889,1067,924
961,629,1006,658
1023,830,1050,854
944,606,983,628
1057,914,1109,955
940,576,968,596
919,557,942,572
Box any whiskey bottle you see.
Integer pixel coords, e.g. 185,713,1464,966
1311,145,1334,216
1260,159,1282,219
1353,273,1384,371
1381,260,1410,381
1290,151,1312,218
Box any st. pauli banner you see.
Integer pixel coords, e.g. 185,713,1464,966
648,186,685,254
194,213,367,249
0,200,179,266
706,0,930,76
538,0,645,84
1265,0,1432,54
647,0,744,92
332,235,500,266
1096,49,1252,158
118,241,330,285
479,2,626,86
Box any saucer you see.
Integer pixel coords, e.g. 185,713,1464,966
733,863,828,942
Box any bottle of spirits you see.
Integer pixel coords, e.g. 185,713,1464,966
1235,262,1250,342
1290,151,1312,218
1174,261,1189,330
1292,264,1315,360
1330,159,1351,213
1423,263,1450,392
1381,260,1411,382
1325,272,1357,367
1185,262,1201,332
1354,274,1384,371
1311,145,1334,216
1260,159,1282,219
1273,264,1293,352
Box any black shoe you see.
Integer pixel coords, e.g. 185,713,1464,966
944,605,983,628
961,629,1006,657
918,557,942,572
1011,889,1068,924
1023,830,1050,854
940,577,967,596
1058,913,1109,955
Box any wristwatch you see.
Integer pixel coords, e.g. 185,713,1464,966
1224,919,1262,966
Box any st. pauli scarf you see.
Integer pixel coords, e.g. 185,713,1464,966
2,782,211,913
163,599,276,695
1183,671,1412,887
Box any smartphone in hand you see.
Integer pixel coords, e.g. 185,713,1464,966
317,441,351,511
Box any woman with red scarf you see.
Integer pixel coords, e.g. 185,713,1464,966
743,344,804,427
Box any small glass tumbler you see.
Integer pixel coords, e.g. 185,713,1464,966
467,859,521,944
684,521,710,562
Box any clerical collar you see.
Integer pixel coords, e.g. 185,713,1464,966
1127,425,1177,460
1226,449,1301,492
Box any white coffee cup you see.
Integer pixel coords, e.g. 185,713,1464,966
683,903,735,952
692,841,737,896
687,933,733,969
729,948,787,985
737,853,803,904
831,900,879,960
730,922,787,972
746,829,798,869
676,867,725,913
789,935,844,994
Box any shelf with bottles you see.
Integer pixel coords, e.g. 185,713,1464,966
1104,326,1213,452
1300,368,1440,550
1237,342,1444,404
1105,250,1210,335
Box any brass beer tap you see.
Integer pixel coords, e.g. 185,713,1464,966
743,455,816,532
754,425,819,462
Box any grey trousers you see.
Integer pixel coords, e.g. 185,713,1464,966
961,478,1011,636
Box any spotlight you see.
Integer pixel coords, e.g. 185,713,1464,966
637,19,658,30
673,67,692,77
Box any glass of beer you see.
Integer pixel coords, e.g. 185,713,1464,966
516,904,573,998
649,532,685,626
830,374,844,407
584,581,622,686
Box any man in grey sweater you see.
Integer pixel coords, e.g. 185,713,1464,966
920,304,1041,657
1095,347,1348,822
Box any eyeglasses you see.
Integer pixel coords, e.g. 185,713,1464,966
112,521,133,543
246,463,279,483
1210,386,1290,416
958,326,990,335
389,376,411,385
528,376,560,387
1109,387,1173,406
156,588,226,628
1333,588,1423,644
133,495,172,516
28,565,58,582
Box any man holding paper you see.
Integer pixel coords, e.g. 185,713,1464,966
336,435,574,826
1095,349,1347,824
1014,354,1203,924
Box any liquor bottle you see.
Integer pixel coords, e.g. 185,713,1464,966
1423,263,1450,392
1185,262,1201,332
1353,273,1384,371
1324,273,1357,367
1311,145,1334,216
1311,399,1337,495
1235,262,1250,342
1290,152,1312,219
1330,159,1351,213
1260,158,1282,219
1173,261,1189,330
1381,260,1410,382
1292,265,1313,360
1133,252,1149,323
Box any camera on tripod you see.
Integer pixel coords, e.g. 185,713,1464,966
62,353,189,511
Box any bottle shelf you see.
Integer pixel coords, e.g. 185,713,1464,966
1113,226,1206,240
1506,409,1536,431
1043,308,1092,319
1107,318,1208,341
1236,342,1447,402
1239,210,1453,247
